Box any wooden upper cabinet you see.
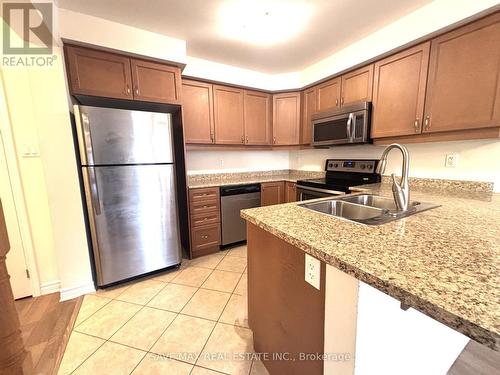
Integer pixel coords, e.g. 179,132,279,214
130,59,181,104
317,77,341,111
244,90,271,145
261,182,285,206
301,88,318,145
213,85,245,144
65,45,133,100
423,13,500,133
341,64,374,106
371,42,430,138
182,80,214,144
272,92,301,145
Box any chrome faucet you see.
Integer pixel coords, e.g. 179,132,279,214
375,144,410,211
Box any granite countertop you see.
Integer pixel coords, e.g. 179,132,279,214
187,170,325,188
241,181,500,350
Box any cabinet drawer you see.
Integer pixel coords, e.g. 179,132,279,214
191,223,221,251
190,199,219,215
191,211,220,227
189,187,219,203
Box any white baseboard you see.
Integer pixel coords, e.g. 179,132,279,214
40,280,61,295
60,282,95,302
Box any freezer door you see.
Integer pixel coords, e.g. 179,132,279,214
83,165,181,286
75,105,174,165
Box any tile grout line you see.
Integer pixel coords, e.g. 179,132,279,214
147,252,228,374
67,247,249,375
193,251,250,374
192,249,235,372
71,280,171,374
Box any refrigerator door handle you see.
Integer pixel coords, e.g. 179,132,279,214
81,111,95,165
88,168,101,215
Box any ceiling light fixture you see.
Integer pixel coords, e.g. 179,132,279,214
217,0,313,46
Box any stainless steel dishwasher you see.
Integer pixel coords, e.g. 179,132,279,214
220,184,261,246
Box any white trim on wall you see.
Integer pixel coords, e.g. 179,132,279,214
60,281,95,302
40,280,61,295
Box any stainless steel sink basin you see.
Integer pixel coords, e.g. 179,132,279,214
339,194,420,211
302,200,385,221
300,194,439,225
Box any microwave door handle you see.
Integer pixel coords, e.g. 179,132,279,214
350,113,356,142
346,114,352,140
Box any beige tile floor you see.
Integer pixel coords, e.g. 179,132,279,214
59,245,270,375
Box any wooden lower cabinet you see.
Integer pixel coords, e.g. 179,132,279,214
247,223,326,375
189,187,221,257
261,182,285,206
191,223,221,255
285,182,297,203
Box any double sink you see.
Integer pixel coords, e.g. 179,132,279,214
300,194,439,225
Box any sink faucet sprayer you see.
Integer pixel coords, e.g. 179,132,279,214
375,144,410,211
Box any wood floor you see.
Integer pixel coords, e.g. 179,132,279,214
14,293,82,375
448,340,500,375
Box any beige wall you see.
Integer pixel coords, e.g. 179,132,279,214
186,150,290,174
290,140,500,192
1,22,93,299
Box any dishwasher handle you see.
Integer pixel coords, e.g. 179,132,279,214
220,183,261,196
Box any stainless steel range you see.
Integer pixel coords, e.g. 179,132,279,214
296,159,381,201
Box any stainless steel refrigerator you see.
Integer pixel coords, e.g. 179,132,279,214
74,105,182,286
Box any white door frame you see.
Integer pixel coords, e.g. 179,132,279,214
0,71,41,297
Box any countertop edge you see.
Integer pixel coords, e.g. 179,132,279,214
241,208,500,351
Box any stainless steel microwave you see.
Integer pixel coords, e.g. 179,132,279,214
311,102,371,146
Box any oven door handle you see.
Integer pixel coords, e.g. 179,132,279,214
296,185,346,196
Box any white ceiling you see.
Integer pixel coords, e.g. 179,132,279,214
57,0,432,74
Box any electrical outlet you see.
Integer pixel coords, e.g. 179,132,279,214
445,154,459,168
305,254,320,290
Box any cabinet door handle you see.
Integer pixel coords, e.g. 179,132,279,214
424,116,430,130
341,97,344,106
126,85,131,94
335,98,338,107
273,136,276,144
246,136,248,143
210,132,215,143
135,87,139,95
241,135,245,144
414,118,420,133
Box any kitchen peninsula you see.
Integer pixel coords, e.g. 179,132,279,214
242,179,499,375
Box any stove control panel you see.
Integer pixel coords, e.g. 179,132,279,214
325,159,378,173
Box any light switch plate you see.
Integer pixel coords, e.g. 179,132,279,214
305,254,320,290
